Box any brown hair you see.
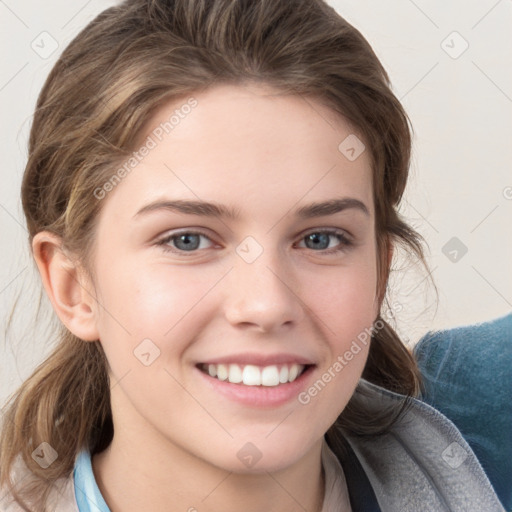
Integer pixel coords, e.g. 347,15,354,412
1,0,431,509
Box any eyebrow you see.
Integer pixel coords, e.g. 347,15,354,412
134,197,370,220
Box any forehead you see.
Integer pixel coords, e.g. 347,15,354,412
100,82,374,223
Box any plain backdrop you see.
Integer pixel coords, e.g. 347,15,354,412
1,0,511,407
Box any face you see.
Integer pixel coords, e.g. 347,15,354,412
88,82,379,473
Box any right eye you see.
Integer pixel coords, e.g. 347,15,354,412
155,230,216,254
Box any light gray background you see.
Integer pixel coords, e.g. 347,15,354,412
1,1,511,407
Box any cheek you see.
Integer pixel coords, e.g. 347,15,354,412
308,255,378,340
94,255,190,330
92,255,223,368
292,276,376,443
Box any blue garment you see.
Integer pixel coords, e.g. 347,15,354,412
73,449,110,512
414,312,512,511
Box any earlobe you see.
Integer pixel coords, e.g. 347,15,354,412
32,232,100,342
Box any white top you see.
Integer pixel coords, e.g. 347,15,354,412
321,440,353,512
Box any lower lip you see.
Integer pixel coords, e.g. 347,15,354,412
195,365,316,408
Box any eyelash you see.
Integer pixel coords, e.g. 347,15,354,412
155,229,353,256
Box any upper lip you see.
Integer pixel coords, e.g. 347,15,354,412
198,352,316,366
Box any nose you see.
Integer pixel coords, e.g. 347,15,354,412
223,249,304,334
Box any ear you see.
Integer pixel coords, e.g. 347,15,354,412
32,231,100,342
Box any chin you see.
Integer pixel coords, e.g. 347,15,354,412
208,433,318,474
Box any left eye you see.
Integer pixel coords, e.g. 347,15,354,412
296,229,352,254
156,229,352,255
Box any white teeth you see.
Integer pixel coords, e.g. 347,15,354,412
242,365,261,386
288,364,300,382
228,364,243,383
216,363,228,381
261,365,279,386
202,363,306,387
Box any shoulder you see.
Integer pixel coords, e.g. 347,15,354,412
413,313,512,509
0,453,78,512
337,379,506,512
413,313,512,406
414,312,512,380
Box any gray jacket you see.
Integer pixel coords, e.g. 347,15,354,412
331,379,505,511
0,379,505,511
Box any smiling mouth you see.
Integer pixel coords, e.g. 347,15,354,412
197,363,312,387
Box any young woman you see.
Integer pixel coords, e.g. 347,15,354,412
0,0,504,510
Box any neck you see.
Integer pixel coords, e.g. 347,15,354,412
92,434,325,512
